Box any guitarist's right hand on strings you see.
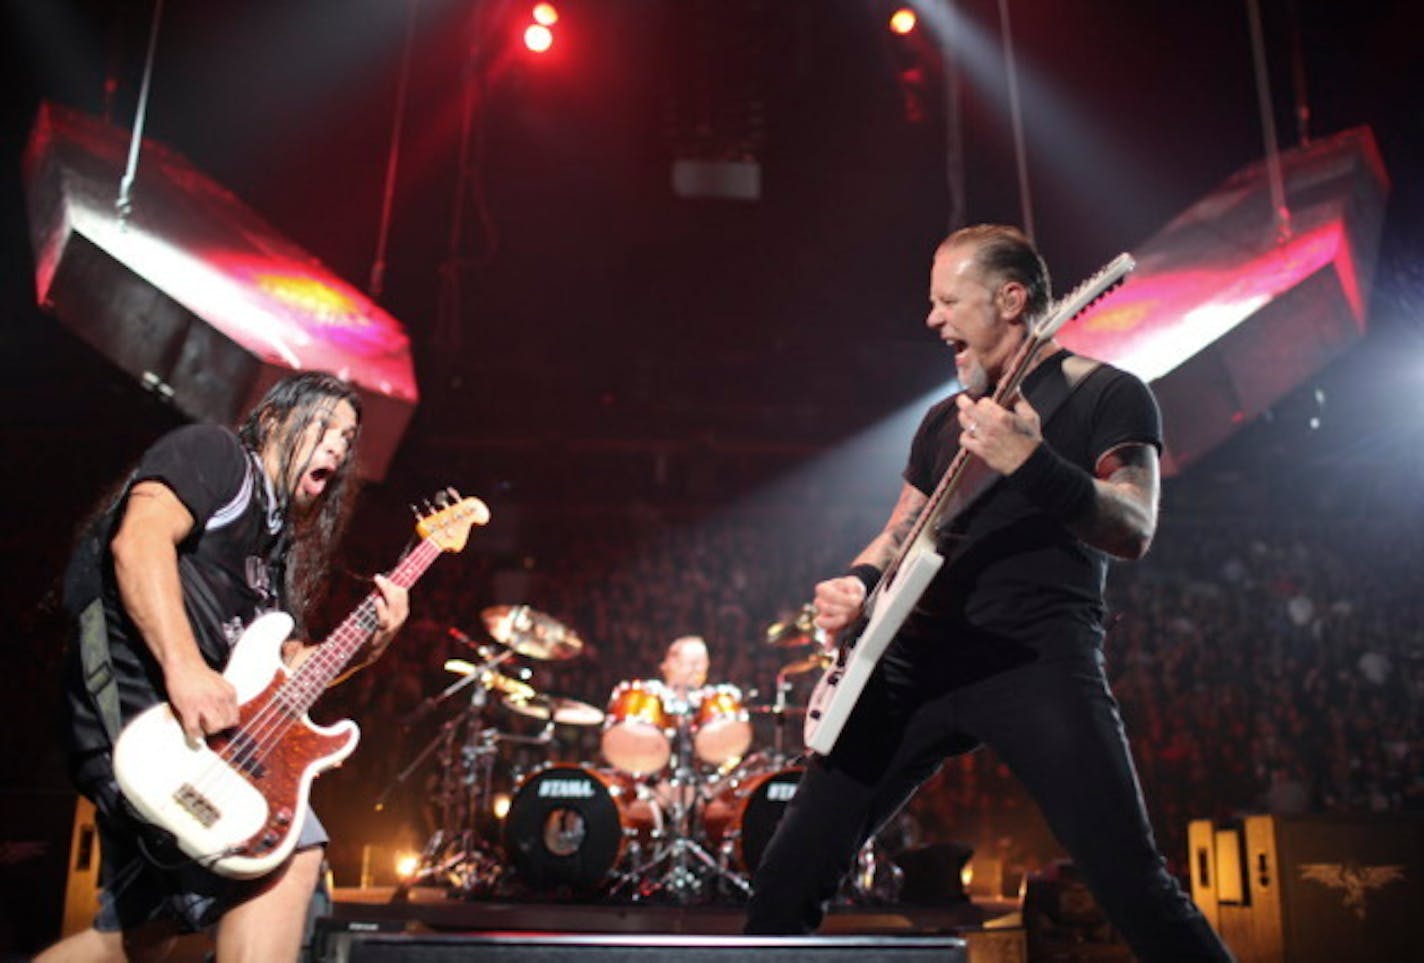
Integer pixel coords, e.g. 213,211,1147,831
166,658,239,745
811,576,867,637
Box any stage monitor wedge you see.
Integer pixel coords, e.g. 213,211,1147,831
22,102,419,480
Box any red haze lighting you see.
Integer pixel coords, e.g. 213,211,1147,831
532,3,559,27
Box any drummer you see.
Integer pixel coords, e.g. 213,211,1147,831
659,635,711,710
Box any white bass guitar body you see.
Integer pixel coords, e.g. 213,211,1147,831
114,612,358,879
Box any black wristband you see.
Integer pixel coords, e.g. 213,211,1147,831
1008,442,1097,523
845,563,882,596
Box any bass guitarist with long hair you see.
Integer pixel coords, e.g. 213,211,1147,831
43,371,408,962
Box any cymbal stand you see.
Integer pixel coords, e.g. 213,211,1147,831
391,649,529,900
616,702,752,903
765,670,798,768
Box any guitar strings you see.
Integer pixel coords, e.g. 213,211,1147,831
178,536,441,862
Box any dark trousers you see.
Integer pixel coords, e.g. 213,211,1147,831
745,646,1234,963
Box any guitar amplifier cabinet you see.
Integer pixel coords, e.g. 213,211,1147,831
1187,813,1424,963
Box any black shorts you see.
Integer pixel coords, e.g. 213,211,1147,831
89,779,328,933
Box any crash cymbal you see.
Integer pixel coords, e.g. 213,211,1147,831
778,650,833,676
503,694,605,726
765,604,820,648
442,659,537,702
481,605,584,660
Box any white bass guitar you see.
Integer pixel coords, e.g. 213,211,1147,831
113,491,489,878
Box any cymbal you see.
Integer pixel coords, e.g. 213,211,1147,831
765,604,821,648
779,650,833,676
503,693,604,727
442,659,537,702
481,605,584,660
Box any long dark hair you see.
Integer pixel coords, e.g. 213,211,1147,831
238,371,364,630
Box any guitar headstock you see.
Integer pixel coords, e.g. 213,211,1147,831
415,488,491,553
1031,251,1136,341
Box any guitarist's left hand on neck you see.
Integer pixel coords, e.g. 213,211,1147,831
367,573,409,661
283,573,408,682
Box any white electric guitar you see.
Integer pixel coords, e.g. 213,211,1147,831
804,254,1136,755
113,490,489,878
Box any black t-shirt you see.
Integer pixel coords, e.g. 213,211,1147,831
63,424,288,761
892,350,1162,669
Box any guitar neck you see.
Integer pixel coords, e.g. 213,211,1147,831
282,537,443,711
875,331,1054,596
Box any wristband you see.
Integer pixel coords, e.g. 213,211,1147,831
845,563,882,596
1008,442,1097,523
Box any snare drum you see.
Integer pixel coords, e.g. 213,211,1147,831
702,764,804,873
601,679,672,775
692,683,753,765
503,765,660,894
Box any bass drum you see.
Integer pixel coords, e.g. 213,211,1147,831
503,765,659,894
703,765,804,874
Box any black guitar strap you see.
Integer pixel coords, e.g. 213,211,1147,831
936,350,1104,547
1022,349,1104,431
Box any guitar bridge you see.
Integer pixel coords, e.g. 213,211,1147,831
174,783,221,828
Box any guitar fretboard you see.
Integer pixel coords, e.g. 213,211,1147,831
276,537,442,713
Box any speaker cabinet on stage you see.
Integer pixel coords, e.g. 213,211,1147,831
0,791,97,955
1188,813,1424,963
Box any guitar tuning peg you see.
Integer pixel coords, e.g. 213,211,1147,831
409,503,422,519
435,490,451,508
421,499,436,515
445,485,460,502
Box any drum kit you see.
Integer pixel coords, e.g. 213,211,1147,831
386,602,900,905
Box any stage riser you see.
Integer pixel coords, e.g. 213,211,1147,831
331,934,966,963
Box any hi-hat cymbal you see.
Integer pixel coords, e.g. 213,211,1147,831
765,604,822,648
481,605,583,660
503,693,605,726
442,659,537,702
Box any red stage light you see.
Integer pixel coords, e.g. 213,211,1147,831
889,8,917,35
523,23,553,53
532,3,559,27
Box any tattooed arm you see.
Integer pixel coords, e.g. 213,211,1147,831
955,392,1161,562
1073,441,1160,560
812,481,928,634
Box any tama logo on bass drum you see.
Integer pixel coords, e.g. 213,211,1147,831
767,781,798,802
538,778,597,799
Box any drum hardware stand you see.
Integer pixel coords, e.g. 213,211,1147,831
764,671,800,769
843,837,904,905
387,648,549,902
615,712,752,903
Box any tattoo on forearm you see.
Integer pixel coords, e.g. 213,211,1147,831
1073,444,1159,559
856,488,926,571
